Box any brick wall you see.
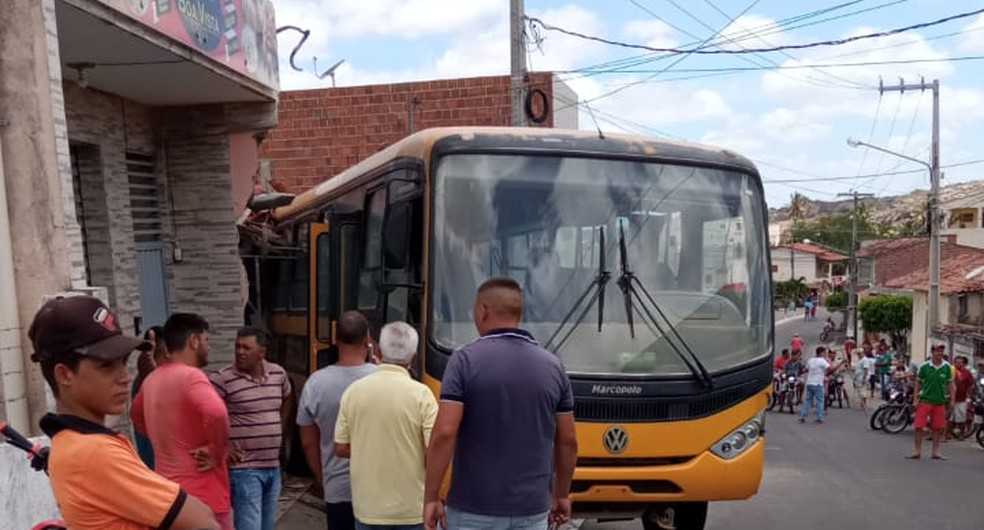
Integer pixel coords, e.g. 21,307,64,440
155,102,276,367
63,84,153,337
261,73,558,193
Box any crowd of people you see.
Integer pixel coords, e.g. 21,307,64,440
773,328,983,460
25,276,579,530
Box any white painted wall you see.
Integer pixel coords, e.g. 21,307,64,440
0,437,61,528
552,75,579,129
941,227,984,249
770,248,820,283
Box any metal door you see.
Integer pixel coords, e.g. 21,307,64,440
136,245,170,328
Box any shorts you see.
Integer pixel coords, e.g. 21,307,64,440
914,403,947,431
951,402,968,423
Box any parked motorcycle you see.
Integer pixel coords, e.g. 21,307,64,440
770,373,799,414
826,374,847,409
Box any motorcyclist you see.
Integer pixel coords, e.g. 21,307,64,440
784,350,806,404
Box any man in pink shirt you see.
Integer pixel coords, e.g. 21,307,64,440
132,313,232,529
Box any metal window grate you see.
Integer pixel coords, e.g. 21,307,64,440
127,152,164,244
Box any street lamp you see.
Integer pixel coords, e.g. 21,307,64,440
846,138,931,171
846,136,941,356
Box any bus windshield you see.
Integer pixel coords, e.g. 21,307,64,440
431,153,772,376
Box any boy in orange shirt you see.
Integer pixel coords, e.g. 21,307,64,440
29,295,219,530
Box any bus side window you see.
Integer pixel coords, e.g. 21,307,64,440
359,187,387,309
338,223,360,312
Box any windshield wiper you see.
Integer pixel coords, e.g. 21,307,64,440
615,223,714,389
545,226,611,353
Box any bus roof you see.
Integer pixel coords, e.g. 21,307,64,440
272,126,760,222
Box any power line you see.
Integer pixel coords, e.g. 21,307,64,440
559,55,984,75
566,0,901,80
556,0,763,113
762,158,984,183
527,6,984,56
854,95,883,189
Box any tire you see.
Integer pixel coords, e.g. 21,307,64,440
643,502,708,530
870,405,889,430
976,425,984,449
786,389,796,414
767,391,778,412
951,422,973,441
882,405,911,434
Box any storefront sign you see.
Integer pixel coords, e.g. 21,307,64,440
98,0,278,89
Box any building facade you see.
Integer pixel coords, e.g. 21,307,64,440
261,73,579,193
0,0,280,442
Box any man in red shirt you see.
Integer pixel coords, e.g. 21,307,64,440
774,349,790,371
132,313,232,529
790,333,804,354
843,337,856,363
948,355,975,440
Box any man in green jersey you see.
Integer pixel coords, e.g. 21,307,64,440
908,344,955,460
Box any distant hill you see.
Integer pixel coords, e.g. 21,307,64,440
769,180,984,225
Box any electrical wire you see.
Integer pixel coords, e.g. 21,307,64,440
558,56,984,75
874,94,925,195
567,0,893,80
555,0,764,113
527,6,984,56
696,0,867,89
870,93,904,181
853,95,884,189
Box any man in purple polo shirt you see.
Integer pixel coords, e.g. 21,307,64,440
210,327,291,530
424,277,579,530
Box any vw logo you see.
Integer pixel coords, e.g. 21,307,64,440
603,425,629,454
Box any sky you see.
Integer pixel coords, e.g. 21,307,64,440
272,0,984,209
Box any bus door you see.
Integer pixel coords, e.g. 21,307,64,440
310,212,363,371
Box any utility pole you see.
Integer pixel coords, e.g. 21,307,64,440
838,190,874,342
510,0,528,126
878,78,941,353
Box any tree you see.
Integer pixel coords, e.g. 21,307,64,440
774,277,809,306
825,291,845,309
789,211,878,253
859,295,913,352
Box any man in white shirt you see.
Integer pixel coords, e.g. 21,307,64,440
800,346,846,424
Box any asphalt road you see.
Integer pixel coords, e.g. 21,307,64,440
588,309,984,530
279,310,984,530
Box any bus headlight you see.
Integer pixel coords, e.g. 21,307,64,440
710,411,765,460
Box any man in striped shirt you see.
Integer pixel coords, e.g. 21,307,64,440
210,327,292,530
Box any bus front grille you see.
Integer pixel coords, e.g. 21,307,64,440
573,383,756,422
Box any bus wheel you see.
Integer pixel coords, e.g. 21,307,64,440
642,502,708,530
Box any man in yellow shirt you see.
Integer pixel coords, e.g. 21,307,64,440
334,321,438,530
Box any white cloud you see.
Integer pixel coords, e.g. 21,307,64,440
717,14,790,51
959,13,984,52
274,0,501,40
621,19,676,50
758,108,831,143
761,28,953,102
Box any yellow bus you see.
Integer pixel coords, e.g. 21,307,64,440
241,127,773,530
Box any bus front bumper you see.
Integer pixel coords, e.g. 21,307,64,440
570,437,764,518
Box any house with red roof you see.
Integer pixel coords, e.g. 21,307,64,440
770,242,848,288
858,236,984,361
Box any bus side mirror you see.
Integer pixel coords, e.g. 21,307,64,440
383,204,410,270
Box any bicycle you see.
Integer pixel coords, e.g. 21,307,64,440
0,422,66,530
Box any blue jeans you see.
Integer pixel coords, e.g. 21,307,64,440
356,523,424,530
800,384,825,421
446,507,549,530
230,467,281,530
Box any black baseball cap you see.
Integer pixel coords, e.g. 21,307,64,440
28,295,151,363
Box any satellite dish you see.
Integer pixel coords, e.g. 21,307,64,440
314,58,345,87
